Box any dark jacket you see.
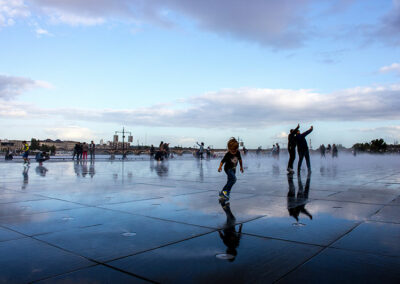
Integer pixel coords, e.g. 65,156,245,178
296,128,313,152
288,125,300,151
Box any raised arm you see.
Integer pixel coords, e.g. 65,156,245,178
302,126,313,137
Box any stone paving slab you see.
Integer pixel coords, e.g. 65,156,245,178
331,221,400,257
369,205,400,223
35,214,213,262
108,231,323,284
37,264,150,283
278,247,400,284
0,238,94,283
0,226,26,242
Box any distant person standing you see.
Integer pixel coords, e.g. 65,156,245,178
77,142,83,160
150,145,155,157
89,141,95,160
296,126,313,173
73,143,79,160
196,142,205,159
326,144,332,155
320,144,326,158
21,141,30,165
332,144,338,158
218,138,244,200
287,124,300,173
82,142,89,160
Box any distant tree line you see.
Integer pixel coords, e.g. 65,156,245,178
30,138,56,154
353,138,387,153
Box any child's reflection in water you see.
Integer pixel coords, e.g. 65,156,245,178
218,200,243,262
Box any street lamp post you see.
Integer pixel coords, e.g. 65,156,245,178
115,127,133,159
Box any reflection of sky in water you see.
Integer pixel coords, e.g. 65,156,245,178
0,153,398,224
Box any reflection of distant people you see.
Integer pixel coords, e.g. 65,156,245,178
35,165,48,176
287,124,299,173
287,173,312,222
320,144,326,158
74,160,81,176
296,126,313,173
218,200,242,262
22,166,29,189
82,161,88,177
89,161,95,178
155,161,168,177
332,144,338,158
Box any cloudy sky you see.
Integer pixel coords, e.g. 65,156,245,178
1,0,400,148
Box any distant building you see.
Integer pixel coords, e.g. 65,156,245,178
0,140,27,152
39,139,79,151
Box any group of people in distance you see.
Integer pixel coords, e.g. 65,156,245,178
73,141,95,160
20,140,50,166
319,143,338,158
152,141,171,161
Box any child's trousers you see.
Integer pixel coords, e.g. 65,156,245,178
222,169,237,194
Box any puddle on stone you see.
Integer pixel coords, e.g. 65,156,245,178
62,217,74,221
216,253,235,260
122,232,137,237
292,222,306,227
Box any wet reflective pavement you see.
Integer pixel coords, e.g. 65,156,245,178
0,154,399,283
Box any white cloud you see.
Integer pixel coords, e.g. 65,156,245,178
44,126,97,141
358,125,400,141
35,27,51,36
3,84,400,129
0,74,52,100
0,0,30,27
380,63,400,74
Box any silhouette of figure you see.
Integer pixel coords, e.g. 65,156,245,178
287,173,312,222
22,166,29,190
35,165,48,177
332,144,338,158
89,161,95,178
320,144,326,158
296,126,313,173
218,200,243,262
287,124,300,173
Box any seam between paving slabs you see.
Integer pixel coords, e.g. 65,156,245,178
274,200,390,283
273,220,365,283
31,263,157,284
